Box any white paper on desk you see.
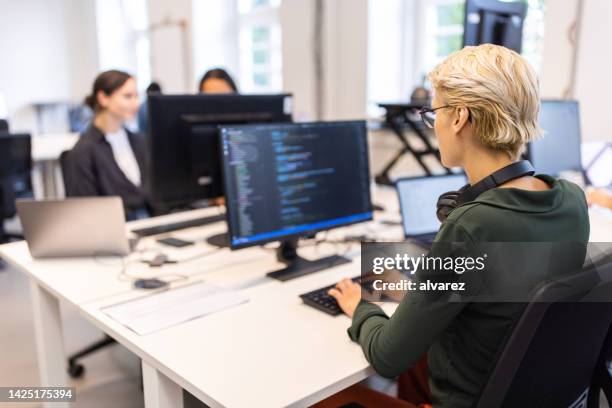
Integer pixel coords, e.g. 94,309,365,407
102,282,248,335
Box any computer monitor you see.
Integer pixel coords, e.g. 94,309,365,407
463,0,527,53
220,121,373,281
0,133,32,219
527,100,582,177
147,94,293,212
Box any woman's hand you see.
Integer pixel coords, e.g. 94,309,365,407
586,188,612,209
328,278,361,317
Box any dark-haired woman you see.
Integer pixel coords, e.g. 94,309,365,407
63,70,149,220
198,68,238,94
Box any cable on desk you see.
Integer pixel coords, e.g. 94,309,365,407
116,257,189,284
90,251,189,284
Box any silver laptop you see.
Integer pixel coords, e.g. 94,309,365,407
16,197,130,258
396,174,467,248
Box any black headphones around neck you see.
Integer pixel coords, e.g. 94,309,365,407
436,160,535,222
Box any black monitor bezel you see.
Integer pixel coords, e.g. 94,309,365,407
219,120,374,250
147,93,293,210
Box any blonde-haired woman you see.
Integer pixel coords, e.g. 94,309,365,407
316,44,590,408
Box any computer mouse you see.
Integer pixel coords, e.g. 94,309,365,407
372,203,385,212
133,278,168,290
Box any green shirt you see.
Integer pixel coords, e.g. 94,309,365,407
348,175,590,408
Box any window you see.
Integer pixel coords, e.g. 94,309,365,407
421,0,465,76
419,0,546,77
237,0,283,92
95,0,151,92
367,0,547,117
521,0,546,72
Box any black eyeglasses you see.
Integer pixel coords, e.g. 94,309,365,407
418,105,453,129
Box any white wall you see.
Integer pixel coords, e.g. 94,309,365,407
538,0,612,142
148,0,195,93
539,0,579,99
322,0,368,120
280,0,368,121
280,0,316,120
0,0,98,133
65,0,99,102
573,0,612,142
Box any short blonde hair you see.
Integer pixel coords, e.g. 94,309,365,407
428,44,541,160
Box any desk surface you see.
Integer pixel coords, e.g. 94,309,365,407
80,247,399,407
1,187,611,407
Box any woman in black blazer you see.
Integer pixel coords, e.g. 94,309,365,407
63,70,149,220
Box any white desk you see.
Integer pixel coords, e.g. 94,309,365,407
0,188,403,408
2,191,611,408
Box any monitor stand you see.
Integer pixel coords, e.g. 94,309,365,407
206,232,229,248
266,239,351,282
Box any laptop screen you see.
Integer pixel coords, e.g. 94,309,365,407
396,174,467,236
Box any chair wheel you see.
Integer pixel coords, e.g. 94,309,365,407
68,363,85,378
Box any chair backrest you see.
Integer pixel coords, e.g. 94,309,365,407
588,324,612,407
59,150,71,195
0,133,32,219
0,119,8,132
475,260,612,408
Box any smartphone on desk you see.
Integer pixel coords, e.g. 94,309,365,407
156,236,194,248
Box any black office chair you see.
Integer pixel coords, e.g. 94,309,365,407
58,149,118,378
0,119,8,133
0,133,31,245
475,259,612,408
591,325,612,406
0,133,31,272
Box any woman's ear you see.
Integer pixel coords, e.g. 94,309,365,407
96,90,109,110
452,106,470,134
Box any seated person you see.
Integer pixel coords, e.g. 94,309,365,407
198,67,238,207
319,44,590,408
198,68,238,94
63,70,149,220
138,81,162,134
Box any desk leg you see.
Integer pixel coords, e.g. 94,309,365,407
31,163,45,200
42,160,58,199
53,160,65,198
29,279,70,408
142,360,184,408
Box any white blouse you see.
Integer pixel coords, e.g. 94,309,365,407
105,128,142,187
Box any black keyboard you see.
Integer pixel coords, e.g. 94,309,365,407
300,277,374,316
132,214,226,237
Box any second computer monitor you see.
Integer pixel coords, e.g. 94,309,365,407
220,121,373,249
147,94,293,211
463,0,527,53
528,100,582,177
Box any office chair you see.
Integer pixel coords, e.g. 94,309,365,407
314,256,612,408
0,133,31,244
475,259,612,408
0,119,8,132
0,182,25,244
0,133,31,272
58,149,118,378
